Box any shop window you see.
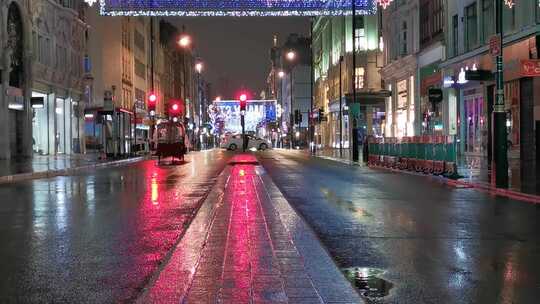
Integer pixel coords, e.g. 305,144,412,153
465,2,478,51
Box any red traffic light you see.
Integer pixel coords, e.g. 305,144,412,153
239,93,248,111
169,101,183,117
148,93,157,103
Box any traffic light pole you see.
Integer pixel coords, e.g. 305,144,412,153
492,0,508,188
150,17,155,148
241,113,246,152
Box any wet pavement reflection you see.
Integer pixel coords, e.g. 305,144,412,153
0,150,231,303
259,150,540,304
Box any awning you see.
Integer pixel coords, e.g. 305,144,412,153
345,90,391,106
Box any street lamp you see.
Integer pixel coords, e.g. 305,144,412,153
178,34,191,48
195,60,204,149
195,62,203,74
285,51,297,149
286,50,296,61
278,70,285,78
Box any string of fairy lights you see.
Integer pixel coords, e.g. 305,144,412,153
85,0,526,15
94,0,376,16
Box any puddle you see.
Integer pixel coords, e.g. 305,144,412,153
342,267,393,298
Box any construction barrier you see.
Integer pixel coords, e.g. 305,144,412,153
368,135,457,176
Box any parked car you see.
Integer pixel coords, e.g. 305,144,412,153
220,134,271,151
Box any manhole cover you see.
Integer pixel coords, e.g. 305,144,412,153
342,267,393,298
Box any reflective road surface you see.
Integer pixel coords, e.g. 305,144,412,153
258,150,540,304
0,151,231,303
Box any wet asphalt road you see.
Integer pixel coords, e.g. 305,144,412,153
0,150,231,303
258,150,540,304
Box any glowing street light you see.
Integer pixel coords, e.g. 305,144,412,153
286,50,296,61
278,70,285,78
195,62,203,73
178,34,191,48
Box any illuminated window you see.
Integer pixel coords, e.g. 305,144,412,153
355,67,365,89
355,16,367,51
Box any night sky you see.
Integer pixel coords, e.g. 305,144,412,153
167,17,310,99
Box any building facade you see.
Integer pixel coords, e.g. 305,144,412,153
84,5,197,156
273,34,312,147
0,0,87,159
379,0,420,138
312,13,385,151
441,0,540,167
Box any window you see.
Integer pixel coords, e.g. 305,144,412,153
134,30,145,52
482,0,494,41
355,16,367,51
465,2,478,51
452,15,459,57
135,58,145,79
503,4,516,33
355,67,365,89
401,21,408,55
420,0,444,46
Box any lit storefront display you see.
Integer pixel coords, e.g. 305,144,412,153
31,91,81,155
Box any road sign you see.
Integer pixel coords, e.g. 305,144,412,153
489,35,501,57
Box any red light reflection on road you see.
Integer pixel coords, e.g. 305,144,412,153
151,172,159,205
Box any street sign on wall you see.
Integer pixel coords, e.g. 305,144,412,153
100,0,376,16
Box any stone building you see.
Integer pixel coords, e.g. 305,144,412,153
312,13,385,151
0,0,87,159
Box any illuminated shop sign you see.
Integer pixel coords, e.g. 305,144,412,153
98,0,376,16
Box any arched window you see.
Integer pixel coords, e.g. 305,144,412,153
7,2,24,88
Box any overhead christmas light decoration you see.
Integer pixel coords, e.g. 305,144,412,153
99,0,376,17
504,0,515,8
377,0,393,9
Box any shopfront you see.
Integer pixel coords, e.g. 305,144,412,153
419,63,442,134
387,76,415,138
31,91,81,155
443,36,537,160
328,99,349,148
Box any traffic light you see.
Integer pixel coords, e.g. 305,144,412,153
169,101,182,122
148,92,157,117
294,110,302,124
318,108,324,123
239,93,247,112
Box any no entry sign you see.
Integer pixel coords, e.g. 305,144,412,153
99,0,376,16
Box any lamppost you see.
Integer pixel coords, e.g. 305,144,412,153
278,70,285,148
339,55,344,158
286,50,296,149
351,0,359,162
177,30,192,149
493,0,509,188
195,60,203,150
